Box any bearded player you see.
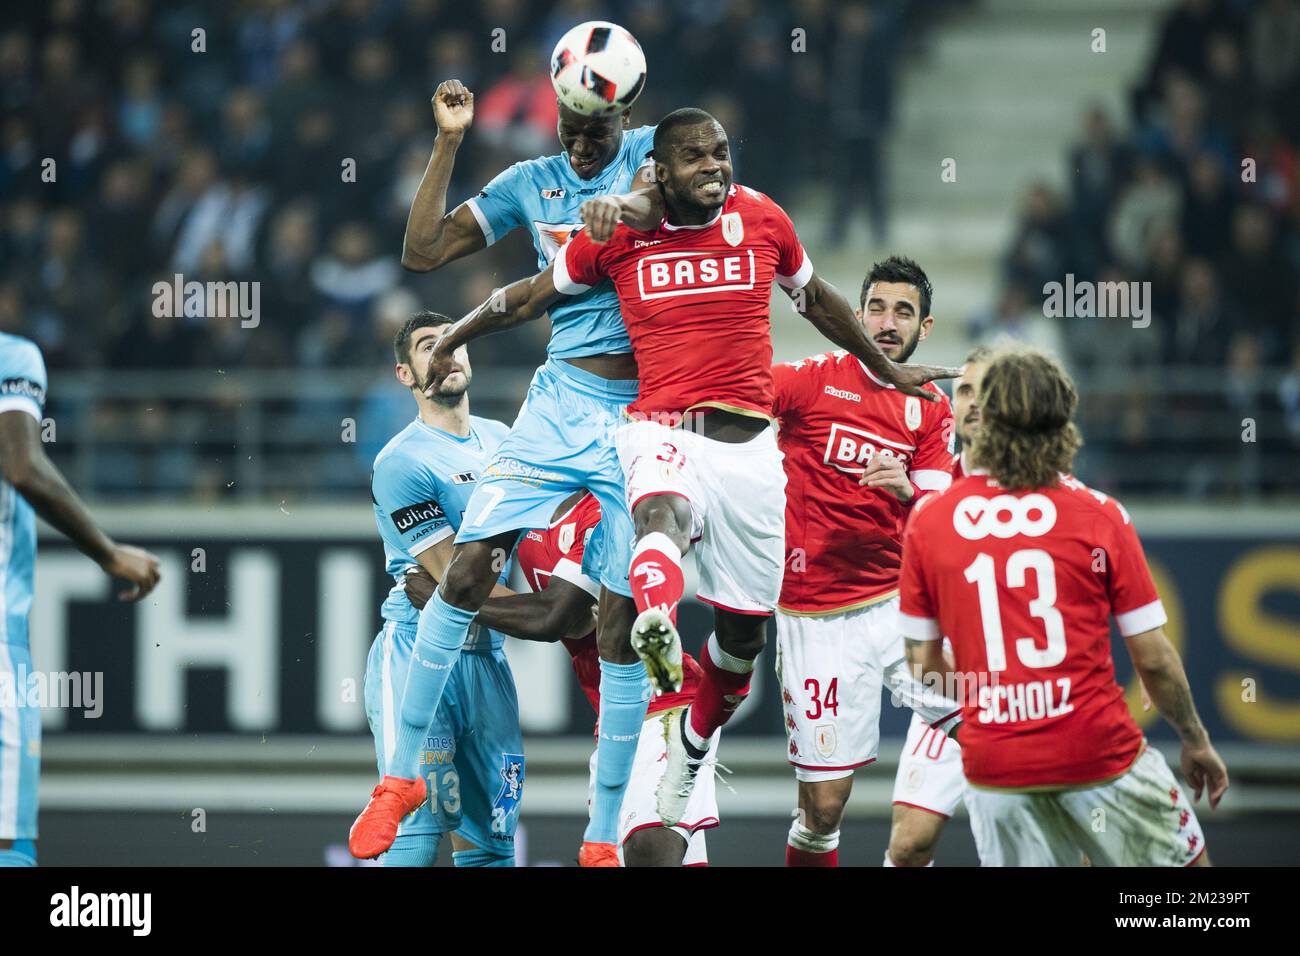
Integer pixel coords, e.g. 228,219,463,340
885,344,989,867
350,55,666,864
410,109,958,847
901,346,1228,866
770,257,964,866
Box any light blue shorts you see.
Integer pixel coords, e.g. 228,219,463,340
0,643,40,841
455,358,638,597
363,622,524,858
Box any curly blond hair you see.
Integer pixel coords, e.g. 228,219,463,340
968,346,1082,491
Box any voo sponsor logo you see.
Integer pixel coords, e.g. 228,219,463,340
952,494,1057,540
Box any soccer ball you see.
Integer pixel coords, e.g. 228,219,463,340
550,21,647,117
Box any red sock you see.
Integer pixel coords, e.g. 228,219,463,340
687,637,752,743
786,845,839,867
629,532,684,624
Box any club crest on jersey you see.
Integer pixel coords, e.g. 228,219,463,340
815,724,836,758
721,211,744,247
540,187,566,199
905,396,923,430
557,521,576,554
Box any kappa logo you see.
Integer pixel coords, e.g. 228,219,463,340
823,385,860,402
952,494,1057,540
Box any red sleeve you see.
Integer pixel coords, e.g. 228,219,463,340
771,358,815,421
898,509,941,641
908,387,956,495
1103,502,1167,637
554,228,609,293
767,198,813,290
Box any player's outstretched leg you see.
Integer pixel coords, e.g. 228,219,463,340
349,536,511,859
627,494,691,693
581,588,645,867
659,613,764,826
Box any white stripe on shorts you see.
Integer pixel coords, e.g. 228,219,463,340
380,622,398,768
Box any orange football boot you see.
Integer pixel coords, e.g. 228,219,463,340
578,841,620,867
348,774,428,859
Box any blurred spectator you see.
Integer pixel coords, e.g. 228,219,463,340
1005,182,1072,292
824,1,898,248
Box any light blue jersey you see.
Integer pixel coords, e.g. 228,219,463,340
465,124,655,360
0,334,45,651
365,412,524,861
370,414,512,646
0,333,46,848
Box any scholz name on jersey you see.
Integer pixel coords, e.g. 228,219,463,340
390,500,445,534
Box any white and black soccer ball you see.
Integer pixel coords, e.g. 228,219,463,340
550,21,647,117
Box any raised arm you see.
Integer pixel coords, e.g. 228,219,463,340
792,274,960,400
1126,626,1229,807
401,80,488,272
0,412,160,600
580,167,664,242
425,265,565,393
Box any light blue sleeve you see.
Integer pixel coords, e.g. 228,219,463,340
465,161,530,246
0,337,47,421
626,125,657,176
372,451,453,557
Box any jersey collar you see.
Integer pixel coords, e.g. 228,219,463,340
857,360,894,389
661,204,724,231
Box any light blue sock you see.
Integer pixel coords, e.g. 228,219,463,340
584,659,650,844
453,847,514,867
391,591,477,779
0,840,36,867
380,832,441,867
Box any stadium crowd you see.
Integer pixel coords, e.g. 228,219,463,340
0,0,1293,498
990,0,1300,495
0,0,961,497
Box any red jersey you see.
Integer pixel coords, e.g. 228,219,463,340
898,473,1166,790
513,493,700,719
950,451,967,480
772,350,954,614
556,184,812,421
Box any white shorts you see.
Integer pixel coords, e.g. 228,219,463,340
615,418,786,614
966,747,1208,867
588,708,720,865
777,598,961,782
892,711,966,818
